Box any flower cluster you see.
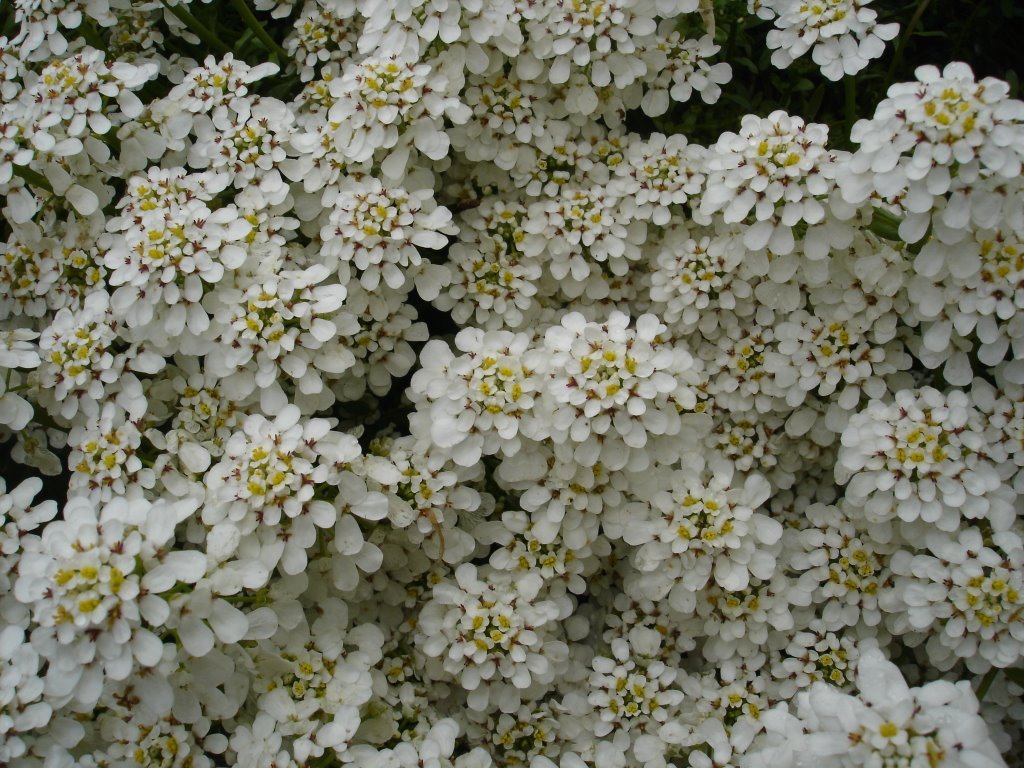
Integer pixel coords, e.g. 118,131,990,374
760,0,899,81
0,1,1022,768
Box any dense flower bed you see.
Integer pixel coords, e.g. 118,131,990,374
0,1,1023,766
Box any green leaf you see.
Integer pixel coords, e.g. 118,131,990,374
732,56,758,74
1006,667,1024,688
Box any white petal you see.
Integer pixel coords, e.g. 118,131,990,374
132,629,164,667
178,442,211,474
210,599,248,643
180,615,215,657
66,184,99,215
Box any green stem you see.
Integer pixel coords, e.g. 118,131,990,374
884,0,933,91
307,752,337,768
159,0,231,56
13,164,53,193
698,0,716,38
844,75,857,136
102,130,123,156
724,3,740,60
976,667,999,702
867,206,903,242
80,19,108,52
1,5,15,38
806,82,826,121
159,581,195,600
951,2,986,67
235,28,255,53
28,408,65,432
229,0,288,60
907,221,932,255
32,195,57,222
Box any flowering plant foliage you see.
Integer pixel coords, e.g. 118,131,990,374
1,1,1023,767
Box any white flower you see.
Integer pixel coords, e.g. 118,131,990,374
285,0,361,82
209,264,355,400
416,563,567,712
189,97,294,195
433,200,542,330
229,713,296,768
321,179,455,292
0,328,39,430
889,526,1024,672
788,502,895,629
163,54,280,116
13,48,156,162
837,387,1012,531
974,377,1024,494
159,583,252,660
357,0,466,59
88,714,214,768
329,281,427,401
344,719,463,768
765,0,899,81
665,666,770,765
102,167,251,345
509,123,600,197
67,403,155,502
499,439,631,544
0,625,51,764
479,509,597,597
105,3,165,60
611,133,706,225
449,73,553,170
585,637,684,738
324,53,469,166
531,311,697,468
647,225,754,335
151,365,245,474
35,289,124,420
249,608,382,763
641,29,732,116
804,224,910,340
467,702,560,766
11,0,116,60
700,111,837,255
9,425,64,476
204,405,360,575
701,320,784,414
769,309,909,410
518,0,659,88
0,478,57,622
627,455,780,595
357,434,481,563
0,217,106,318
839,63,1024,243
522,184,645,297
709,409,791,481
410,328,544,466
13,495,191,708
909,225,1024,369
285,111,374,194
742,648,1007,768
2,1,1022,763
687,575,798,662
772,622,874,693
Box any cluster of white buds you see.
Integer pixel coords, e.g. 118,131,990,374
1,1,1023,767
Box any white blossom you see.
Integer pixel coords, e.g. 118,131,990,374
764,0,899,81
837,387,1013,531
839,62,1024,243
741,648,1007,768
